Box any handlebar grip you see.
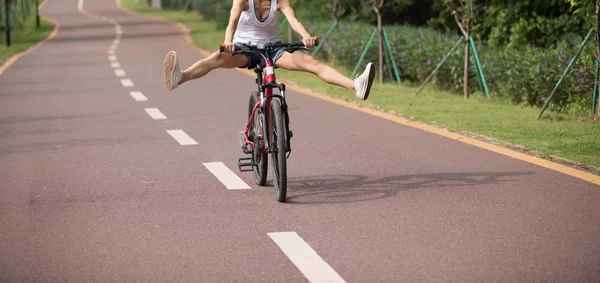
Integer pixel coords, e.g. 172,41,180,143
313,36,319,47
219,43,242,53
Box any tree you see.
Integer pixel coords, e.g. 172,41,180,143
446,0,476,99
566,0,599,118
360,0,385,84
356,0,414,84
327,0,347,24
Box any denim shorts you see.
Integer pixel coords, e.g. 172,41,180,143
235,42,287,69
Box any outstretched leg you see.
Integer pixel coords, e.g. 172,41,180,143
274,51,375,100
164,51,249,91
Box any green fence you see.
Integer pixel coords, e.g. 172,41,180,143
147,0,599,116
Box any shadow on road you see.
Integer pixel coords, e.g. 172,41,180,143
285,171,532,204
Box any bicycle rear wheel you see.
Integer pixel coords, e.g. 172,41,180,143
269,98,287,202
249,92,267,186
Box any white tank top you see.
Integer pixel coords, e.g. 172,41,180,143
233,0,281,44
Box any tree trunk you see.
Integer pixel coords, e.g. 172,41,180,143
374,5,383,84
596,0,600,118
216,0,221,20
463,40,469,99
463,0,474,99
151,0,161,9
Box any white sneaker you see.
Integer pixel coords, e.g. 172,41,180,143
164,51,182,91
354,62,375,100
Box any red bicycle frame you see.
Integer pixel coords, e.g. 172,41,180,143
244,58,277,154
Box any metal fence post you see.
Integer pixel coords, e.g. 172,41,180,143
593,57,599,114
181,0,192,12
415,37,464,96
311,22,337,57
382,28,401,84
469,37,491,99
537,28,594,120
351,28,377,78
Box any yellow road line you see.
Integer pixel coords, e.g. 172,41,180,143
117,0,600,186
0,0,60,76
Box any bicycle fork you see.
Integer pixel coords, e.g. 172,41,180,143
261,91,292,154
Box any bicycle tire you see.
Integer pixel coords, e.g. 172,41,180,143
249,92,267,186
269,98,287,202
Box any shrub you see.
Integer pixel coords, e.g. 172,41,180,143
292,21,596,114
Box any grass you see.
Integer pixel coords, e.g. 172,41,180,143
122,0,600,173
0,4,55,66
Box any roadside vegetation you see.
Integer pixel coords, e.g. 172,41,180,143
0,0,55,66
122,0,600,172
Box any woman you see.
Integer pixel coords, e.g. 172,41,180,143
164,0,375,100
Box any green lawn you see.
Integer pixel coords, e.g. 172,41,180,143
0,6,55,66
122,0,600,173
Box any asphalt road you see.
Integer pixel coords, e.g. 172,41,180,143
1,0,599,282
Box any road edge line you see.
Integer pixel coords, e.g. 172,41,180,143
0,0,60,76
115,0,600,186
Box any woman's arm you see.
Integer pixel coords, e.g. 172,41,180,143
223,0,245,52
279,0,316,47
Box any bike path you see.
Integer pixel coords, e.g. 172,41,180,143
0,0,599,282
0,0,289,281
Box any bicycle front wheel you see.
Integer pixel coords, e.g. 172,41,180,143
269,98,287,202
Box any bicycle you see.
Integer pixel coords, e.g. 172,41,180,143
219,39,316,202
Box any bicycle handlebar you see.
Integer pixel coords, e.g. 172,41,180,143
219,37,319,53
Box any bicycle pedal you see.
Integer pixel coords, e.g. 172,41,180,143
238,157,254,172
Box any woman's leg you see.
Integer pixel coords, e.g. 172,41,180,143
164,50,248,90
274,51,375,100
274,51,355,91
180,52,248,84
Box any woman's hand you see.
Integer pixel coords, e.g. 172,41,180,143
222,41,236,53
302,36,316,48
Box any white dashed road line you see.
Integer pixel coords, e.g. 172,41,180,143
111,62,121,68
167,129,198,145
129,91,148,102
114,69,126,77
144,108,167,120
203,162,251,190
268,232,346,283
120,79,134,87
109,55,117,61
